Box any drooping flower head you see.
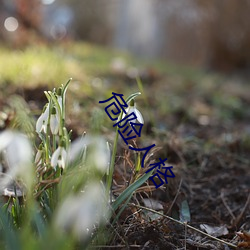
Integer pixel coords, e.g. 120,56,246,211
51,140,67,170
54,182,109,240
56,87,63,112
0,130,33,190
123,99,144,124
50,106,59,135
36,103,50,134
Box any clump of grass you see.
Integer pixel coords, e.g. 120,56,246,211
0,45,85,86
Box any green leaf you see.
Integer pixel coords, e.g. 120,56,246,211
179,199,191,222
112,192,133,225
0,208,21,250
112,170,153,211
32,209,46,237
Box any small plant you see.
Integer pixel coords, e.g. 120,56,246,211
0,79,155,249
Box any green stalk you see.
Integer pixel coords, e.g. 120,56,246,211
106,121,120,196
52,134,56,152
136,77,155,125
61,78,72,127
44,94,53,164
48,92,63,136
106,92,141,197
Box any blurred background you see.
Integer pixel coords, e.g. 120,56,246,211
1,0,250,72
0,1,250,248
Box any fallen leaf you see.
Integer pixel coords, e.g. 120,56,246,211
173,192,191,222
142,198,164,221
237,231,250,248
142,198,163,210
179,199,191,222
200,224,229,237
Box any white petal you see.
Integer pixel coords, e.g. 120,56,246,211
59,148,67,169
93,138,110,172
51,147,61,168
121,107,129,120
35,150,42,164
55,183,109,240
57,96,63,112
6,133,32,170
50,114,59,135
0,131,33,190
41,121,48,133
128,107,137,123
44,104,50,119
0,130,14,151
36,104,50,134
135,109,144,124
36,113,45,133
67,136,90,163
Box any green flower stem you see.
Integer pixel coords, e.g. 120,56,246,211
45,97,53,164
136,77,154,125
49,92,63,136
106,92,141,197
52,134,56,152
106,122,120,197
61,78,71,127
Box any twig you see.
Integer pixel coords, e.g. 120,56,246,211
129,203,237,249
221,190,236,221
184,221,187,250
233,192,250,227
166,178,183,215
89,244,141,248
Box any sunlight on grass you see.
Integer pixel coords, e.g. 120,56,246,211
0,45,85,86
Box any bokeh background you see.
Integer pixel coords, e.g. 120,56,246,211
2,0,250,72
0,1,250,249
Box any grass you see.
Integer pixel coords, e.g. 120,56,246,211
0,41,208,86
0,42,130,87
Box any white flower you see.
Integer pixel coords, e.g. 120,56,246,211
57,95,63,112
35,149,42,164
51,145,67,169
67,135,110,173
36,104,50,133
56,87,63,112
54,182,109,240
123,100,144,124
50,106,60,135
0,130,33,190
35,144,43,164
91,137,110,172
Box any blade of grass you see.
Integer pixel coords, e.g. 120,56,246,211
0,208,21,250
112,170,153,211
112,192,133,225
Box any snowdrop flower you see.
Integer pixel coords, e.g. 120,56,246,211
50,106,60,135
57,87,63,111
35,144,43,164
67,135,110,173
36,103,50,133
51,142,67,169
0,130,33,190
92,137,110,173
54,182,109,240
123,99,144,124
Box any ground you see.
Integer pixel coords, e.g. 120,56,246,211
0,42,249,249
